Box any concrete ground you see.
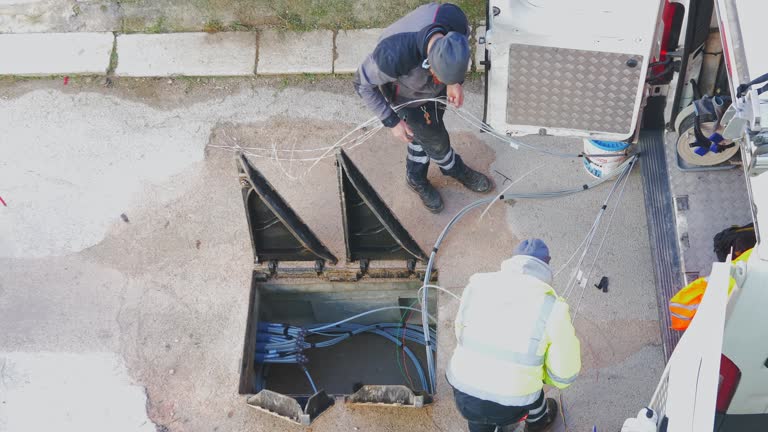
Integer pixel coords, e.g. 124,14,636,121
0,76,664,432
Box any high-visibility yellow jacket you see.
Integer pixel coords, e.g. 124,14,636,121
669,248,753,331
446,255,581,406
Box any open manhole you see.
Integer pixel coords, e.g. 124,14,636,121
236,151,438,425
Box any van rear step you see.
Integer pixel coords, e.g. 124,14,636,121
639,97,684,358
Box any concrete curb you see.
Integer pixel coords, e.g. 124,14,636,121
115,33,257,77
258,30,333,74
334,29,380,74
0,32,114,75
0,28,486,77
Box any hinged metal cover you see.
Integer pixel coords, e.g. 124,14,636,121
246,390,334,426
483,0,664,140
344,385,431,407
238,154,337,265
336,150,428,263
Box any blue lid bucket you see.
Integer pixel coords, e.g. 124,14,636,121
586,139,631,152
583,139,630,178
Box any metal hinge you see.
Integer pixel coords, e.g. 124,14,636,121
254,258,429,282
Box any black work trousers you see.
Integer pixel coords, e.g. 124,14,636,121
452,387,549,432
399,101,466,184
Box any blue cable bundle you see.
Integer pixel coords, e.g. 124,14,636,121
255,321,437,392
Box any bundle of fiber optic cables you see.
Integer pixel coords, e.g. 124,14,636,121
256,321,437,391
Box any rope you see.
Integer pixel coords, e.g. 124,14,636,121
561,157,636,300
570,157,637,323
208,97,630,180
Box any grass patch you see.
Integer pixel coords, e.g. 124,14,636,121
25,12,44,24
107,36,119,75
274,10,307,31
203,19,225,33
275,0,410,31
0,75,65,83
228,20,257,31
146,16,168,33
174,75,207,82
117,0,486,33
465,70,484,81
120,16,147,33
455,0,485,25
275,73,350,89
278,76,290,90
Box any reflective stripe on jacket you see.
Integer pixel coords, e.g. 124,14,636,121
446,255,581,406
668,248,753,330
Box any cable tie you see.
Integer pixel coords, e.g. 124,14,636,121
601,205,607,210
582,184,588,190
283,327,290,336
432,247,438,253
309,343,316,348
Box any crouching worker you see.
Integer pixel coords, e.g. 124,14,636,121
447,239,581,432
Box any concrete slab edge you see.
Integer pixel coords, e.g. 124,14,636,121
0,32,115,76
0,29,483,77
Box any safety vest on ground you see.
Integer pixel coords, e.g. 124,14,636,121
446,255,581,406
669,248,753,331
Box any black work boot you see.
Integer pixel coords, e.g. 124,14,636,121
407,178,444,213
453,165,493,193
526,398,558,432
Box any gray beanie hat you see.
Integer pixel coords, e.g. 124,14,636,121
427,31,470,85
513,238,551,264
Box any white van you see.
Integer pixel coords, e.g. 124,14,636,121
480,0,768,429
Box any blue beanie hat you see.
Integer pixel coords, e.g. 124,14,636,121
513,239,551,264
428,31,470,85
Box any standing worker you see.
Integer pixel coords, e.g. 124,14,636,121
353,3,493,214
447,239,581,432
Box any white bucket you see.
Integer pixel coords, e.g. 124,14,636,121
582,139,630,178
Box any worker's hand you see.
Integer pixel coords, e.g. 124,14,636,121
391,120,414,143
447,83,464,108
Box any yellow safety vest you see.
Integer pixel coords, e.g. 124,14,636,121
669,249,753,331
447,256,581,405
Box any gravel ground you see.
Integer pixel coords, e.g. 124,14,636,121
0,76,663,432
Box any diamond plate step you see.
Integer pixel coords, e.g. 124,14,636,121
506,44,642,135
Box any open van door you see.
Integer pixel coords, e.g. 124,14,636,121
482,0,667,141
646,258,730,430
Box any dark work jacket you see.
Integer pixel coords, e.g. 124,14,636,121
353,3,469,127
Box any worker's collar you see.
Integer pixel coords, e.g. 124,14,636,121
500,255,554,285
418,25,447,59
